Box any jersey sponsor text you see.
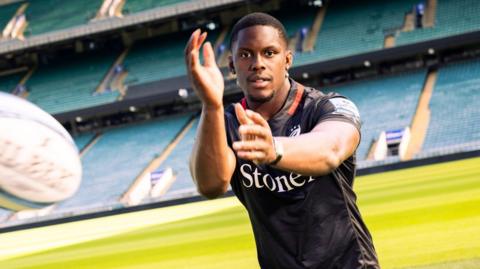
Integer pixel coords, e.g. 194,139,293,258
240,163,315,192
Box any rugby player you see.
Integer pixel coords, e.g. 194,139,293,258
185,12,380,268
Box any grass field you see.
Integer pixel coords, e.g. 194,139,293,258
1,157,480,269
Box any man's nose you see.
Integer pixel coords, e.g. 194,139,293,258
250,54,266,71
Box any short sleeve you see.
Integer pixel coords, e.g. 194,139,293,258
311,95,361,132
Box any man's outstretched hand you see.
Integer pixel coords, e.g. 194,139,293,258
233,103,277,165
184,29,224,109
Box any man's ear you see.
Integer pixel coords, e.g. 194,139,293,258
285,50,293,70
228,55,235,74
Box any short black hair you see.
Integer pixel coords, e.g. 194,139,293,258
229,12,288,50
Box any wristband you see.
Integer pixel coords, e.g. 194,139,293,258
269,138,284,166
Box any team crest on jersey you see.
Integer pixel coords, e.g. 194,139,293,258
287,125,301,137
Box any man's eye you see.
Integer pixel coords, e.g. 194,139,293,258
265,50,275,57
240,52,250,58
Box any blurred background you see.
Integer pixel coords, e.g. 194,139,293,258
0,0,479,268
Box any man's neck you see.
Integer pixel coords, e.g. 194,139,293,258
247,78,291,120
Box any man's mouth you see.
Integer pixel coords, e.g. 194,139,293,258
247,75,271,88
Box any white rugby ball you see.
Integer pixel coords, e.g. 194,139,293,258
0,92,82,211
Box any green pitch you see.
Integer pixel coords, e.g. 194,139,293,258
1,157,480,269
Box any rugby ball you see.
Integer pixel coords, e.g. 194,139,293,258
0,92,82,211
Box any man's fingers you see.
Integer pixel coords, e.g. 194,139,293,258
235,103,252,125
192,29,203,50
185,29,201,69
246,109,269,128
197,32,207,50
232,140,269,152
236,150,266,161
203,42,217,68
234,103,252,142
239,124,269,139
189,48,199,69
185,29,200,56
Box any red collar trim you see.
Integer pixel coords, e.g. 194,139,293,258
239,82,305,115
287,83,304,115
241,98,247,110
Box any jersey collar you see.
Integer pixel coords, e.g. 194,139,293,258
240,78,305,118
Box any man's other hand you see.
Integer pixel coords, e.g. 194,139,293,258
184,29,224,109
233,103,277,165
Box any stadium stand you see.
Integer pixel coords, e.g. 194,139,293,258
421,59,480,152
25,52,119,114
55,113,192,211
294,0,418,65
329,70,426,160
396,0,480,46
272,7,317,51
0,2,21,33
73,133,95,152
280,9,317,40
0,72,23,93
24,0,102,36
122,0,189,15
160,117,199,195
122,29,220,87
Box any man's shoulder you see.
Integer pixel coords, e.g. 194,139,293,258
301,84,349,108
298,82,361,129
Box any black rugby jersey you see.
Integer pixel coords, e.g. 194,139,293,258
224,79,380,269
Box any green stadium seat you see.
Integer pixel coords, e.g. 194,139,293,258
272,8,317,40
0,72,23,94
0,2,21,32
74,133,95,152
397,0,480,46
57,113,192,210
24,0,102,36
161,117,199,195
294,0,418,65
26,52,119,115
422,59,480,151
329,70,426,160
122,0,189,15
123,29,220,86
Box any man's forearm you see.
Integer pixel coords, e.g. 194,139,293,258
190,106,235,198
273,133,342,176
231,109,359,177
273,122,359,176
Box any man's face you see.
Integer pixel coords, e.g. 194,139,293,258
230,25,292,104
